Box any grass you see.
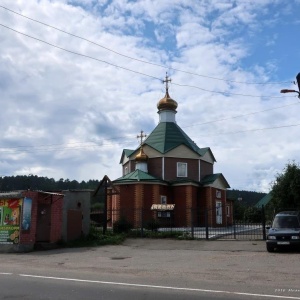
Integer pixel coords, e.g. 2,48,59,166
62,226,195,248
128,229,194,240
62,227,126,248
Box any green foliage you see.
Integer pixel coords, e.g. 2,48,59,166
243,206,262,223
113,217,133,234
233,200,246,221
271,161,300,211
0,175,100,191
145,218,160,232
147,230,194,239
65,226,126,247
126,229,194,240
91,202,104,210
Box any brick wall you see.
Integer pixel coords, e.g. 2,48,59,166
49,194,63,243
147,158,162,179
164,158,199,181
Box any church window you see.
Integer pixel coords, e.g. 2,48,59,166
158,211,171,218
226,205,230,217
177,162,187,177
161,195,167,204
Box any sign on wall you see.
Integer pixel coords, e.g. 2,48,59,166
22,197,32,231
0,199,22,245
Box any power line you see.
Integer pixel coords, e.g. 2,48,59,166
0,99,299,152
0,24,161,82
0,136,134,150
0,23,294,99
1,122,300,154
197,123,300,137
182,101,300,128
0,5,292,85
171,82,294,98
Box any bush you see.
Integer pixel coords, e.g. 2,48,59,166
244,207,262,223
65,226,126,247
91,202,104,210
143,230,192,239
113,216,133,234
145,218,160,232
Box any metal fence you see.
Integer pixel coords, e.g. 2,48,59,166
92,204,267,241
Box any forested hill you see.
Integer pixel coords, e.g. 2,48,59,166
1,176,267,205
0,175,100,191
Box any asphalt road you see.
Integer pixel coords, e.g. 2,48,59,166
1,239,300,300
0,274,258,300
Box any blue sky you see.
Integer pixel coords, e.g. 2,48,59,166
0,0,300,192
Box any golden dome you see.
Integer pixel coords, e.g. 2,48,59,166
135,147,148,162
157,91,178,111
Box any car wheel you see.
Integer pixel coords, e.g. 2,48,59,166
266,244,275,252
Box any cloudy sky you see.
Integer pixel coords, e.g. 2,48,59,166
1,0,300,192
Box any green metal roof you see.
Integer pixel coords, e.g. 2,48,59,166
255,193,272,208
119,149,135,164
143,122,215,159
113,169,165,184
169,178,201,185
200,173,230,188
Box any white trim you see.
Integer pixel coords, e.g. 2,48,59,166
198,160,201,182
216,201,222,225
226,205,230,217
162,157,165,180
113,182,169,186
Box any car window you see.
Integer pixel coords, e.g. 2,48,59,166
272,216,300,228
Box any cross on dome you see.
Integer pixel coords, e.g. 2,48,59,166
137,130,147,146
163,72,171,94
157,73,178,115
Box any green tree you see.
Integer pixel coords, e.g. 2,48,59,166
233,200,246,221
243,206,262,223
271,161,300,211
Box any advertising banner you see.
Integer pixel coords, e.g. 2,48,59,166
0,198,22,245
22,197,32,231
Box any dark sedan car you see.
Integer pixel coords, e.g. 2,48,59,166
266,211,300,252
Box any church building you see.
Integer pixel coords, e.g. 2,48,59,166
108,76,232,229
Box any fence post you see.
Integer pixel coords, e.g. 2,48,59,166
141,208,144,238
103,181,107,235
233,202,236,239
262,205,266,240
205,209,209,240
191,208,194,239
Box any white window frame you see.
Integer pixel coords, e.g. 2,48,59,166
216,190,221,198
177,162,187,177
216,201,222,225
160,195,167,204
226,205,230,217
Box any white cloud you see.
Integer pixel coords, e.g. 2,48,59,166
0,0,300,192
